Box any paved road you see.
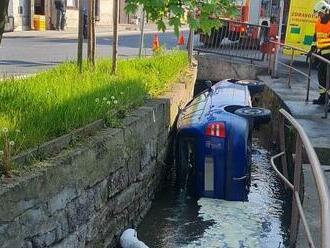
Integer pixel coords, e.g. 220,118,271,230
0,31,188,77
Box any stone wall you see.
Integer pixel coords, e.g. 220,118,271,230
0,67,196,248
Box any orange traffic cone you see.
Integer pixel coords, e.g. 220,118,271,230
152,33,160,52
177,32,185,46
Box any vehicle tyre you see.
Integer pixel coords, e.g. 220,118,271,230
193,80,212,97
234,107,271,125
235,80,265,96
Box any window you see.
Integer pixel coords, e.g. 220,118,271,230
67,0,78,8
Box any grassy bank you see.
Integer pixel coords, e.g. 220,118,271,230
0,51,188,154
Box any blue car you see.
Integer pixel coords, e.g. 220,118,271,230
173,79,271,201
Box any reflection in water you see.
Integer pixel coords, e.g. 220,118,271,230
138,140,290,248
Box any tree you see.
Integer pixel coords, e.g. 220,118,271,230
77,0,84,72
112,0,119,74
87,0,96,67
0,0,9,44
125,0,237,35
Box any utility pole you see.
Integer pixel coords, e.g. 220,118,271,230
112,0,119,74
77,0,84,72
273,0,284,78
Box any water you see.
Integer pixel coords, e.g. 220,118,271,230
138,139,290,248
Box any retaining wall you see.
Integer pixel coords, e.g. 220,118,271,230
196,54,261,81
0,66,196,248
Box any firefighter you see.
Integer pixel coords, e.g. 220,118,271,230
312,0,330,105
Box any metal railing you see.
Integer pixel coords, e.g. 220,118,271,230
193,19,269,62
268,41,330,119
270,109,330,248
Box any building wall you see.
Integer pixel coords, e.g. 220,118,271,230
49,0,113,29
99,0,112,26
8,0,13,16
8,0,114,31
10,0,31,31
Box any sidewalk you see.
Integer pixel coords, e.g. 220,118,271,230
3,23,187,39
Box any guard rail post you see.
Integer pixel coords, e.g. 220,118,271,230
289,135,303,247
279,114,289,181
306,57,312,102
323,64,330,119
288,48,294,88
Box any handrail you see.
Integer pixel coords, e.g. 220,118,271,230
218,18,269,28
268,40,330,119
270,151,294,190
270,40,330,64
270,108,330,248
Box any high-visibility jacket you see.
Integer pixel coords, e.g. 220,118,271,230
268,23,278,38
315,19,330,50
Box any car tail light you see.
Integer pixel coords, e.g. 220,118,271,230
205,122,226,138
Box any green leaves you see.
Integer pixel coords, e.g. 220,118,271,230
125,0,237,35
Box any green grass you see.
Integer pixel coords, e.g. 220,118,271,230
0,51,188,153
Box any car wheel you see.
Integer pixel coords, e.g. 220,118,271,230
235,80,266,96
234,107,271,125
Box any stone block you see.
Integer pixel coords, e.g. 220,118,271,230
108,168,129,199
113,184,137,214
18,207,56,238
52,224,87,248
31,229,56,248
66,193,95,233
126,148,142,184
48,187,78,214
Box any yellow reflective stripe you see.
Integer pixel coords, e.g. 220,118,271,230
317,33,329,38
321,49,330,55
316,32,330,49
317,42,330,49
320,88,327,93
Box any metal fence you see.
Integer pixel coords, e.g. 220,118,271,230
193,19,269,62
271,109,330,248
268,41,330,119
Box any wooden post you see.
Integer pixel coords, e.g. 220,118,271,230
77,0,84,72
112,0,119,74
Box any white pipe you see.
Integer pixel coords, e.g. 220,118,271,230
120,229,149,248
